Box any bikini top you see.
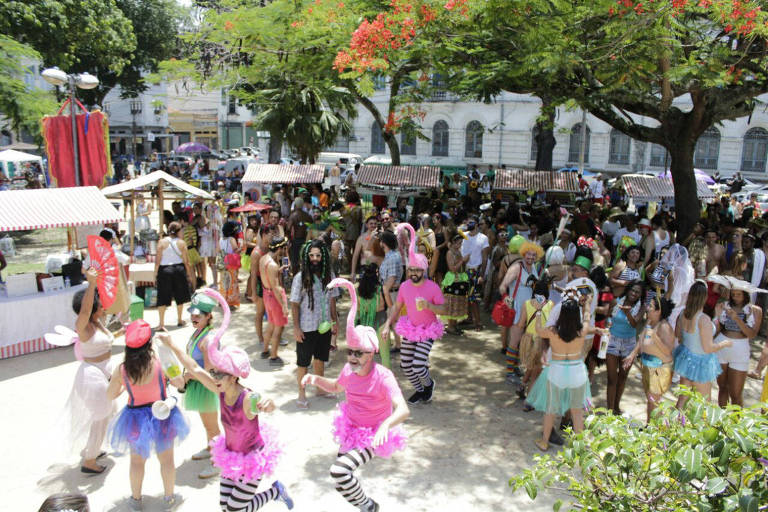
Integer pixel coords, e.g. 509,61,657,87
719,308,754,332
681,312,714,356
80,325,113,358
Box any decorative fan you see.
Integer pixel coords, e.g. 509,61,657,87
87,235,119,309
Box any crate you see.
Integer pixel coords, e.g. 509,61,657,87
129,295,145,321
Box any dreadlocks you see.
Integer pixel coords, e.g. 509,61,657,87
300,239,332,311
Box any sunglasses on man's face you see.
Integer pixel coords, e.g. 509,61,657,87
347,349,370,358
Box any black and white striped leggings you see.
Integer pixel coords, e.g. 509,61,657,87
330,448,374,507
400,338,434,391
219,477,278,512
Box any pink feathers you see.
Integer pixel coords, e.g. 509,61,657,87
396,222,428,270
327,278,379,353
202,288,250,378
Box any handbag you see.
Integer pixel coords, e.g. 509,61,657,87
492,263,522,327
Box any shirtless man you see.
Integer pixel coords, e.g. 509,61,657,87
705,228,725,274
286,197,312,273
267,210,286,238
250,224,276,356
351,216,381,281
259,236,291,366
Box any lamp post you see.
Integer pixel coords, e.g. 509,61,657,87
130,99,143,165
41,68,99,186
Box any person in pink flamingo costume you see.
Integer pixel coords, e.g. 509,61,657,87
302,278,410,512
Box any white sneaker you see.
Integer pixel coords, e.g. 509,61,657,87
279,338,290,346
191,448,211,460
198,464,220,479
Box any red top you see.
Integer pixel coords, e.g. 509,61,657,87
122,359,166,406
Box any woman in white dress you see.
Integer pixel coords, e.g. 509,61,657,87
201,202,223,288
135,194,152,233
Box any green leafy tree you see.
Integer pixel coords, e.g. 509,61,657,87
513,391,768,511
0,35,57,138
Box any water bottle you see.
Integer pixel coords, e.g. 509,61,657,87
597,318,610,359
64,277,71,288
157,344,183,379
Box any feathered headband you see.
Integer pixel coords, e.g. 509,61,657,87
327,278,379,353
396,222,429,270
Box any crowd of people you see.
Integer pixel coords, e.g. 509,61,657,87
53,166,768,511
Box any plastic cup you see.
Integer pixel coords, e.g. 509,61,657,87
416,297,426,311
250,392,262,414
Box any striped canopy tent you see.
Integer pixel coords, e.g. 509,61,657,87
493,168,579,193
356,164,441,198
620,175,715,201
242,164,325,185
0,186,121,232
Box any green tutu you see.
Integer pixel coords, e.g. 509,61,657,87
526,360,591,416
184,379,219,412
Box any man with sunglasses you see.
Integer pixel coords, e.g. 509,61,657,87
382,235,447,405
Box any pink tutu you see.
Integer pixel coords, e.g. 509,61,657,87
395,316,444,342
332,402,407,458
209,423,282,481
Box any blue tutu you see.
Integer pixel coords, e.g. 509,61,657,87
673,344,722,383
109,405,190,459
526,361,592,416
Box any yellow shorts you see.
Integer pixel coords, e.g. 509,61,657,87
761,372,768,404
188,248,202,266
641,362,673,396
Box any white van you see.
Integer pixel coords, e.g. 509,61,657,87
315,152,362,170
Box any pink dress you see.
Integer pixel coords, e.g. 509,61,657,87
332,363,407,458
210,389,281,482
395,279,445,342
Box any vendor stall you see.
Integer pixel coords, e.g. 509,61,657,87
0,149,43,179
0,187,122,359
241,163,325,198
620,175,715,203
493,168,579,194
100,170,214,261
356,165,441,201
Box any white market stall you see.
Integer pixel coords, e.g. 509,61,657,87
0,187,122,359
356,165,442,201
241,163,325,200
0,149,43,179
620,175,715,203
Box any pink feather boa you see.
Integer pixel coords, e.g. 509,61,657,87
394,316,444,342
332,402,407,458
209,423,282,481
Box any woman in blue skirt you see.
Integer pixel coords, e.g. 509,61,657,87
673,280,733,410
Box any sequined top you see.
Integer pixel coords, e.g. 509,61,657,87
221,389,263,453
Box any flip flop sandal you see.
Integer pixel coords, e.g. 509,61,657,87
534,440,549,452
296,399,310,410
81,465,107,474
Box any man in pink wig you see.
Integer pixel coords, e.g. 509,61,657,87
381,223,447,405
302,278,410,512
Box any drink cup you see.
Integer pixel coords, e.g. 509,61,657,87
250,392,262,414
416,297,426,311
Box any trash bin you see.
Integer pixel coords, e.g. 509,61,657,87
130,294,145,321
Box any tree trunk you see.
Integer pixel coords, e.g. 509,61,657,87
383,131,401,166
268,131,283,163
535,97,556,171
668,140,700,241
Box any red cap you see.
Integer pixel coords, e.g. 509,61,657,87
125,320,151,348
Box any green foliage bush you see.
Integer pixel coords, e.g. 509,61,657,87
511,390,767,511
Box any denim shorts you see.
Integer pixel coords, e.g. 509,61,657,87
607,335,636,358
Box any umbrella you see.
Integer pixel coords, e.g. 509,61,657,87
175,142,210,153
657,169,715,185
229,202,273,213
87,235,120,309
557,166,595,177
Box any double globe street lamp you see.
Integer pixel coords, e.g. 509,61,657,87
41,67,99,186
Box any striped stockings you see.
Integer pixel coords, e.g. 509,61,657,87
219,477,278,512
330,448,375,508
400,339,434,392
506,347,521,376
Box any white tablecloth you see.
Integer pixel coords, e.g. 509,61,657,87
45,253,74,274
0,283,87,347
128,263,155,286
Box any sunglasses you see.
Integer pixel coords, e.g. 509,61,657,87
347,349,370,357
209,369,228,380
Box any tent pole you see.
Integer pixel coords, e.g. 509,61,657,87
158,182,165,237
130,191,135,264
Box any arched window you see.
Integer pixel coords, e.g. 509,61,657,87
400,132,416,155
530,126,540,161
694,127,720,169
568,123,591,163
741,127,768,172
432,120,449,156
370,122,385,154
608,129,631,165
649,144,669,168
465,121,483,158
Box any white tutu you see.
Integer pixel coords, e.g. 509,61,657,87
61,359,117,455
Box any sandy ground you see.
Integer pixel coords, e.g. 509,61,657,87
1,213,765,511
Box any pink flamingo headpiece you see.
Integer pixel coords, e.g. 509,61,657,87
396,222,428,270
202,288,250,378
328,278,379,353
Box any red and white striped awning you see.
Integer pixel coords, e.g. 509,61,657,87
0,186,122,232
621,175,714,200
243,164,325,184
358,165,441,188
493,169,578,192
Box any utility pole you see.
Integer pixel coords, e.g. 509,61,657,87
130,99,143,164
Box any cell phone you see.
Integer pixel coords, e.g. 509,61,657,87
282,256,290,267
576,286,591,296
